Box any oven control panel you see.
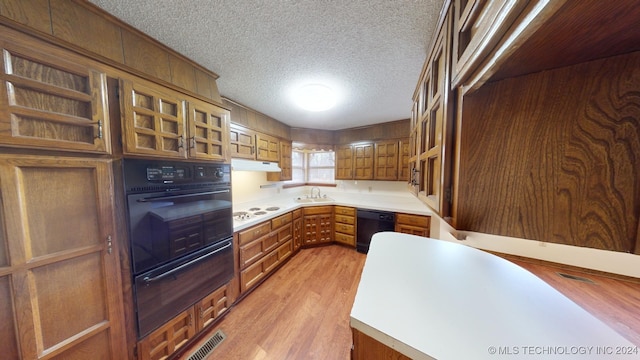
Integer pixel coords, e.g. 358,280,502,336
146,165,188,181
123,159,230,189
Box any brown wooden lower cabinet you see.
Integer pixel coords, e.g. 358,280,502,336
238,213,294,294
240,240,293,293
292,209,303,252
137,308,196,360
137,283,233,360
334,206,356,247
303,206,334,246
351,328,411,360
395,213,431,237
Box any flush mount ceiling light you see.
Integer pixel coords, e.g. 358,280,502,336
295,84,336,112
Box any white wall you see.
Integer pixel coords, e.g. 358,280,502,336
430,212,640,278
231,172,408,205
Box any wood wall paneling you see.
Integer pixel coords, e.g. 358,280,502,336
194,67,214,99
456,51,640,252
169,54,198,95
290,127,334,147
50,0,124,63
0,0,52,34
223,98,290,139
121,29,172,83
332,119,410,144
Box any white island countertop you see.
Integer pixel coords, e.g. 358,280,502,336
350,232,638,360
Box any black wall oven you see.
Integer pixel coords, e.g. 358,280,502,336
122,158,234,338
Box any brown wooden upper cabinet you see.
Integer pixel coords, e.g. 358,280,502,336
120,78,229,161
335,144,354,180
336,140,409,181
451,0,529,87
256,132,279,162
412,6,454,217
353,142,374,180
0,27,111,154
374,140,399,180
266,139,293,181
229,123,256,159
186,97,230,162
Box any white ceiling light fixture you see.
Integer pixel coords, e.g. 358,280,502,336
295,84,336,112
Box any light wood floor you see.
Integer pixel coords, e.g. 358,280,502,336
180,245,640,360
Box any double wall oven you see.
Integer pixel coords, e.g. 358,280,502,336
122,158,233,338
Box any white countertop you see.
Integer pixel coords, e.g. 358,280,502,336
232,192,432,232
350,232,637,360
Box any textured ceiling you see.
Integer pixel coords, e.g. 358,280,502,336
88,0,444,130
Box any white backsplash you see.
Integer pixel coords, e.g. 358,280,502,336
231,170,411,205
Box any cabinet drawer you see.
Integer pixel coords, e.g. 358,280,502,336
276,223,292,242
240,240,292,293
395,224,430,237
335,214,355,225
239,233,277,269
238,221,271,245
335,223,355,235
334,206,355,216
304,205,333,215
292,208,302,219
396,213,430,228
271,212,292,229
334,232,355,247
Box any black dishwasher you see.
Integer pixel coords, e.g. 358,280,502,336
356,209,395,253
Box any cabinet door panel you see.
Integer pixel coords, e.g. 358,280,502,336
0,155,126,359
120,79,186,158
187,98,230,161
255,132,279,162
0,36,110,153
229,124,255,159
335,144,353,179
353,143,374,180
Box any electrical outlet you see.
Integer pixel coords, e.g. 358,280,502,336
368,186,372,192
538,241,547,247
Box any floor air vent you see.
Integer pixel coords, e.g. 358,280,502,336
187,330,226,360
557,272,595,284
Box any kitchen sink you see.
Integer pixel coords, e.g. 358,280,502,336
294,197,334,203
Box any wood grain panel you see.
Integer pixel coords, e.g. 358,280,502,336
50,0,124,63
333,119,410,143
223,98,290,139
194,67,213,99
0,0,52,34
492,1,640,82
0,276,19,359
457,51,640,252
169,54,197,94
121,29,171,83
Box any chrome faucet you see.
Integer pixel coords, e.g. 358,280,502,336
310,186,321,199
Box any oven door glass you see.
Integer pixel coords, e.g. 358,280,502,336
127,187,232,274
134,238,233,338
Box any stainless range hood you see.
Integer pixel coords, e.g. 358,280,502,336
231,158,281,172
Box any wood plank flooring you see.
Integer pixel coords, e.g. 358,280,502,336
179,244,640,360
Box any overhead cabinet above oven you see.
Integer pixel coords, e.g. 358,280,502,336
120,78,231,162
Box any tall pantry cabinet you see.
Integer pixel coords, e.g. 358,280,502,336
0,26,127,359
